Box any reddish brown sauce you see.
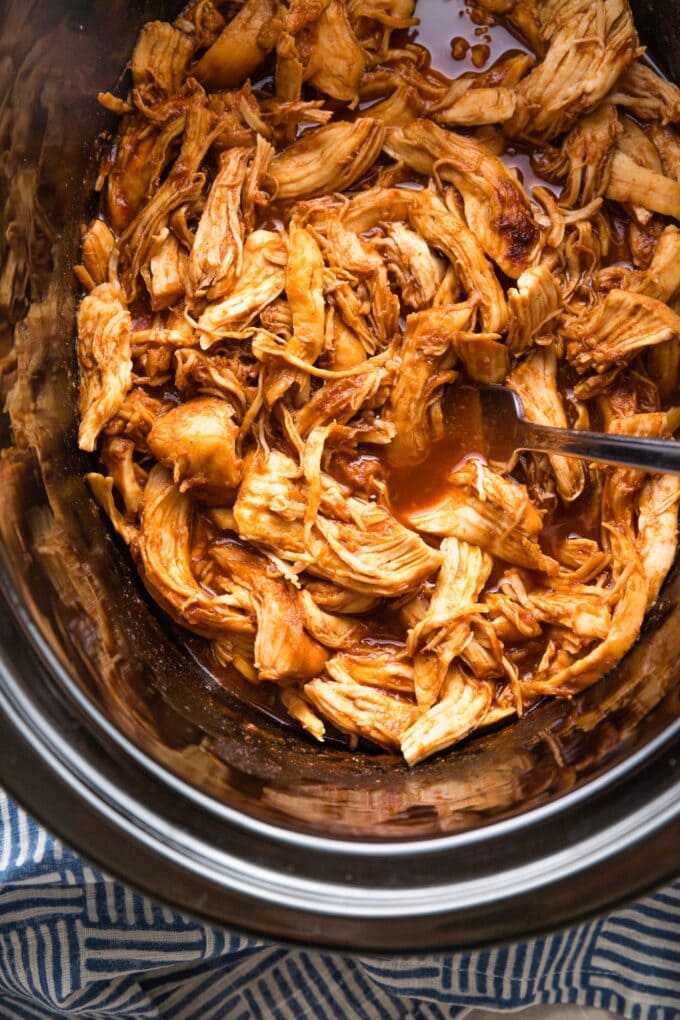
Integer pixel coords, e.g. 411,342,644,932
410,0,532,76
384,385,485,520
540,489,602,559
503,146,559,196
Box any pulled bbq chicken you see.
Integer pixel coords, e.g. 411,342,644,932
77,0,680,764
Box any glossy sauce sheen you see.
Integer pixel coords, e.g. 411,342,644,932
386,386,484,520
410,0,532,76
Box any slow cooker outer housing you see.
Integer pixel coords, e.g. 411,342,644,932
0,0,678,951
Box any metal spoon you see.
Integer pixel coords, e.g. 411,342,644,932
457,385,680,475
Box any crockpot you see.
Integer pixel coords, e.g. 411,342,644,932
0,0,678,951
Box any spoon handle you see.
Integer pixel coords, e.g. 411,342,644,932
520,421,680,475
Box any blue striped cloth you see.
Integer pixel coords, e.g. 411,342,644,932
0,791,678,1019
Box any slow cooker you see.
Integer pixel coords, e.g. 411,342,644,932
0,0,678,950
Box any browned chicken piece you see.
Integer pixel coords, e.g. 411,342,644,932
305,676,419,751
128,309,196,351
174,349,249,410
98,92,134,117
605,150,680,219
325,645,414,692
269,118,385,201
283,0,333,36
104,389,167,450
472,49,536,88
323,277,380,355
324,316,367,370
236,444,309,544
188,148,250,301
294,359,391,437
637,474,680,610
485,587,541,644
209,541,329,681
212,631,258,682
557,104,622,208
622,225,680,304
275,31,304,104
363,0,421,40
280,686,326,740
459,631,506,682
120,101,214,296
341,186,415,233
131,21,193,107
380,222,444,309
508,348,585,502
618,116,663,176
106,118,158,233
527,586,611,641
408,539,493,709
265,223,326,404
384,302,472,465
301,0,365,102
198,230,288,341
206,89,258,152
565,288,680,374
527,528,647,696
100,436,145,517
407,459,559,575
400,667,494,766
137,466,254,637
408,189,508,333
385,120,539,278
77,282,132,452
507,0,638,143
174,0,226,48
242,134,275,232
432,80,517,127
235,444,441,594
260,97,333,138
320,219,399,348
147,397,242,501
451,333,510,385
309,475,443,596
602,407,680,440
86,473,139,546
608,61,680,125
619,226,680,396
304,580,379,615
647,340,680,403
648,125,680,182
300,591,366,649
194,0,279,90
365,84,421,127
144,229,186,310
554,219,603,300
77,219,116,291
506,264,561,354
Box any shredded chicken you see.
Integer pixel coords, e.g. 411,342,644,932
77,0,680,764
270,118,385,200
384,302,470,465
384,119,539,277
406,460,559,575
148,397,242,501
507,0,638,142
408,538,492,709
78,283,132,452
508,348,585,502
